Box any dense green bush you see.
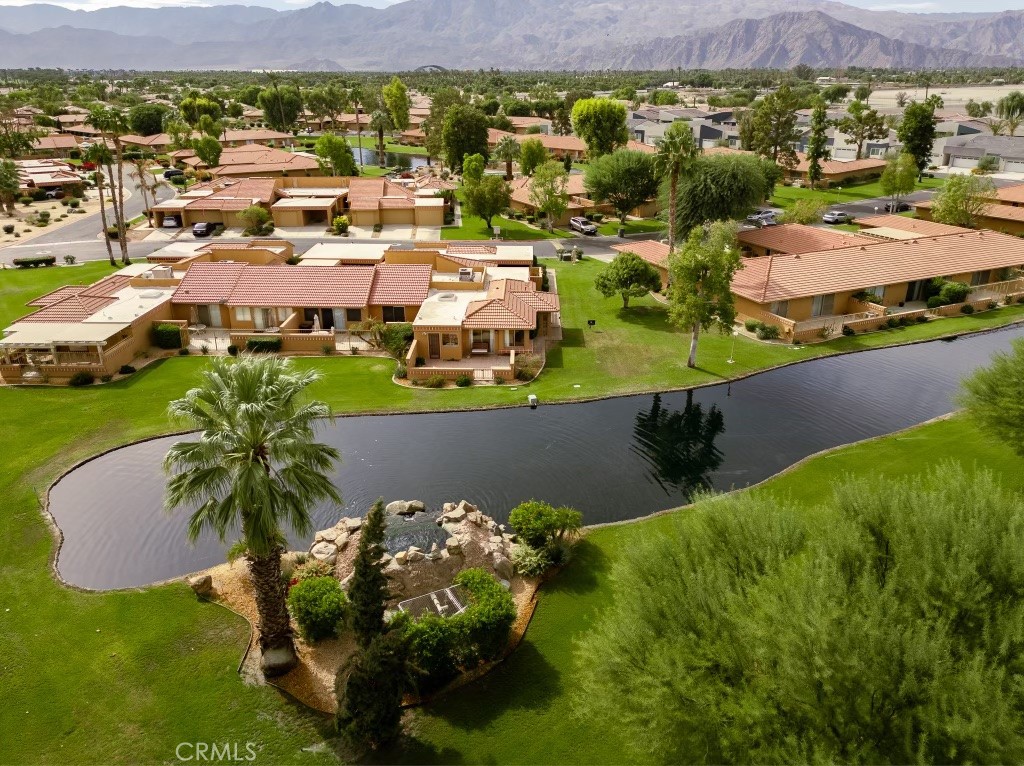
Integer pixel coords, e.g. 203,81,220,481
510,543,552,577
455,374,473,387
118,364,136,375
227,344,239,356
12,255,56,268
151,323,183,349
961,304,975,314
743,319,762,333
424,375,446,388
19,196,32,206
2,224,14,234
939,281,970,305
68,199,80,209
245,337,282,353
332,215,349,235
841,325,855,336
287,576,348,642
177,347,190,356
927,296,945,309
68,371,95,387
755,324,781,340
508,500,582,551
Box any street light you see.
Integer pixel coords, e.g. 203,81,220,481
727,329,739,364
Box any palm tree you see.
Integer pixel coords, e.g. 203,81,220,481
654,122,699,253
88,106,131,265
85,143,116,267
127,157,162,226
493,135,521,180
350,87,364,170
164,356,341,677
369,110,392,168
997,91,1024,137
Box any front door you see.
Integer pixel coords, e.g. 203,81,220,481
906,281,923,302
428,333,441,360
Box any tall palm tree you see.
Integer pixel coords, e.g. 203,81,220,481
493,135,521,180
85,143,116,267
88,106,131,265
654,121,699,253
350,87,364,170
997,91,1024,137
369,110,392,168
164,356,341,677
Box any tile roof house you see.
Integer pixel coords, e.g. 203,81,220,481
170,144,322,178
914,196,1024,236
737,224,877,257
487,129,654,161
119,129,294,153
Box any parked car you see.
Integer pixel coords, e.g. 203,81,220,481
569,216,598,235
746,210,777,226
44,189,64,200
163,168,184,179
884,201,911,213
162,216,181,229
192,222,214,238
822,210,853,224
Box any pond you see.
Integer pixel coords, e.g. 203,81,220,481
48,325,1024,590
351,147,429,171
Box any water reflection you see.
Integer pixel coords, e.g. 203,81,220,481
632,392,725,495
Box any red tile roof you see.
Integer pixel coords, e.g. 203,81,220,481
854,214,970,237
18,293,116,323
612,240,671,269
464,279,559,329
27,284,87,307
368,264,432,305
171,262,247,304
171,262,375,308
737,224,877,254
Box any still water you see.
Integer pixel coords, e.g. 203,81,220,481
48,325,1024,590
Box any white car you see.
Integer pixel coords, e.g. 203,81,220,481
569,216,597,235
822,210,853,224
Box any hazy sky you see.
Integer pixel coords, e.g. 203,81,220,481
0,0,1019,11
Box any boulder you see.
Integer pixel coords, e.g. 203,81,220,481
408,500,426,513
441,522,462,536
315,527,342,543
467,511,484,525
386,500,413,516
394,550,408,565
310,541,338,564
188,574,213,597
457,500,478,514
445,507,467,523
344,517,362,532
493,553,514,581
427,543,442,561
445,537,462,555
334,531,350,550
442,502,456,513
380,553,393,566
339,572,353,590
407,549,425,563
490,535,504,545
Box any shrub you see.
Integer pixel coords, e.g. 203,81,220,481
927,296,945,309
287,576,348,642
402,613,462,693
494,375,506,385
321,344,335,356
31,188,47,201
68,199,80,209
885,317,900,329
508,500,583,550
2,224,14,234
118,364,136,375
755,324,781,340
12,255,56,268
151,323,183,349
245,337,282,353
100,374,113,383
841,325,855,336
455,374,473,387
178,347,190,356
293,559,334,583
453,568,517,662
988,301,999,310
106,226,120,239
373,223,383,233
510,543,552,577
239,204,271,235
424,375,446,388
916,315,928,323
394,364,407,379
743,319,762,333
961,304,975,315
212,225,225,237
227,344,239,357
68,371,95,387
60,198,70,207
285,255,300,265
415,357,425,367
170,175,187,186
37,211,50,221
19,196,33,206
260,222,275,236
63,254,76,265
332,215,350,235
939,281,970,305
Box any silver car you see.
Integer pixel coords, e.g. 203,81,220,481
569,216,597,235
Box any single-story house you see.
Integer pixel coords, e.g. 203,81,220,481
119,129,294,154
508,172,657,226
506,116,552,135
914,198,1024,236
30,134,80,158
16,159,85,194
786,154,887,187
737,224,876,257
732,229,1024,341
169,144,322,178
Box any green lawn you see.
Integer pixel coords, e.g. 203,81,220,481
391,414,1024,764
2,260,1024,764
442,187,571,241
771,176,945,210
597,218,667,237
350,135,429,157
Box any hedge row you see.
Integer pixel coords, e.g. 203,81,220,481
151,323,183,349
245,337,282,353
12,255,56,268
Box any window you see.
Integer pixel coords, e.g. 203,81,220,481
769,300,789,318
346,308,362,323
235,307,251,321
505,329,526,347
381,306,405,322
278,307,290,323
811,293,835,317
971,270,990,286
442,333,459,347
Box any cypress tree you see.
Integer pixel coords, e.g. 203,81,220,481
348,498,389,648
336,629,410,750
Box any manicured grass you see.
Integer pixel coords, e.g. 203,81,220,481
350,135,429,156
358,165,391,178
771,176,945,210
442,212,569,241
3,260,1024,764
392,414,1024,764
597,218,667,237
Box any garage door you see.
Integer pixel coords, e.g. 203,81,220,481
951,156,979,169
1004,160,1024,173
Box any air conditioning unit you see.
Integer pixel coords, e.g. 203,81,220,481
458,267,473,282
151,265,173,279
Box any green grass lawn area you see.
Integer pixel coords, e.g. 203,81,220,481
391,414,1024,764
350,135,429,156
442,188,570,241
771,176,945,210
3,260,1024,764
597,218,667,236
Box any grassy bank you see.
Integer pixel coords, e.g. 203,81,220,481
392,414,1023,764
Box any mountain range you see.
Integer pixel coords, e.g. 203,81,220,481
0,0,1021,71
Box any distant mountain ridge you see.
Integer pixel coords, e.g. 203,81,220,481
0,0,1020,71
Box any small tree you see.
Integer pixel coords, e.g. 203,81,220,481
461,152,485,186
381,75,410,132
336,629,411,751
804,100,831,189
837,100,887,161
315,132,356,177
594,251,663,308
441,105,490,173
238,204,271,235
464,175,511,229
518,138,548,177
529,161,569,231
584,149,659,225
508,500,582,550
930,174,996,228
493,135,521,180
750,84,800,169
960,337,1024,456
779,198,826,224
897,101,937,178
0,159,18,216
348,498,390,648
880,151,918,211
192,135,222,169
570,98,629,158
669,221,741,368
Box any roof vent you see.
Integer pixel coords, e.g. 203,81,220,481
439,293,458,302
140,290,163,299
